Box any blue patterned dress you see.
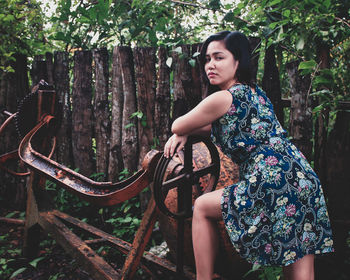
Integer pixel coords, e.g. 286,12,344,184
211,84,334,266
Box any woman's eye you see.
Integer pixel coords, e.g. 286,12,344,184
216,56,223,60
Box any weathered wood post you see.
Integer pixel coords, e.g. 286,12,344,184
172,45,193,120
155,47,171,149
118,46,139,175
286,61,313,160
72,50,94,176
93,48,110,180
248,37,261,85
31,55,48,87
262,45,284,125
314,42,330,184
54,51,72,167
108,47,124,182
133,47,157,168
0,53,29,209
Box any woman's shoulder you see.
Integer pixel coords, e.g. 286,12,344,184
227,84,252,100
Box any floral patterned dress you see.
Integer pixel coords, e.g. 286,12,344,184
211,84,334,266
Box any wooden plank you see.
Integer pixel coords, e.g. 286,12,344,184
155,46,171,149
262,45,284,125
39,211,120,280
172,45,192,120
286,60,313,160
108,46,124,182
72,50,94,176
118,46,138,174
93,47,110,180
133,47,156,168
54,51,73,167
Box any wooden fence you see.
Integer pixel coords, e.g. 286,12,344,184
0,41,349,240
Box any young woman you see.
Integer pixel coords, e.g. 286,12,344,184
164,31,334,280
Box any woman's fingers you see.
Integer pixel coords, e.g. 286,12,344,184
163,134,188,158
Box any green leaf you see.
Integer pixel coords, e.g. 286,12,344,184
282,9,290,18
223,11,235,22
166,57,173,68
189,59,196,67
296,37,305,50
124,123,134,129
174,46,182,54
298,60,317,70
10,267,27,279
267,0,282,7
29,256,45,268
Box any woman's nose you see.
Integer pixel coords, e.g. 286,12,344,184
207,59,215,69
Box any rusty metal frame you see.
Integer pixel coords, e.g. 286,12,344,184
11,87,195,279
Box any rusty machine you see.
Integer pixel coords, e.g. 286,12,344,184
0,81,247,279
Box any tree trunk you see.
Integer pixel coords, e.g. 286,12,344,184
155,47,171,149
119,46,138,175
93,48,110,180
172,45,192,120
54,51,73,167
133,47,157,167
71,50,94,177
286,61,313,160
108,47,124,182
262,45,283,125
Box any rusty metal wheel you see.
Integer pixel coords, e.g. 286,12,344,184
153,135,220,219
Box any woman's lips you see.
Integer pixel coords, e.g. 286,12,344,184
207,72,216,78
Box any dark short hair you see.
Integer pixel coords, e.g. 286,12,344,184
199,31,252,94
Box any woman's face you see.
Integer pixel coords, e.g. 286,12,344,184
204,40,239,90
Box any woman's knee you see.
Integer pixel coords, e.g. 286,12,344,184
193,190,223,219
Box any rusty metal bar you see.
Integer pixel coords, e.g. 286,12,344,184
18,115,161,206
121,196,158,280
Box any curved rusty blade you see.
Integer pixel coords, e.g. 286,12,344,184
19,115,162,206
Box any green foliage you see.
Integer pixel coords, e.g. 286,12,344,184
0,0,47,72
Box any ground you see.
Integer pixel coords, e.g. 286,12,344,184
1,209,349,280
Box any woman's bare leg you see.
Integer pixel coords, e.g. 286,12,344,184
283,254,314,280
192,189,224,280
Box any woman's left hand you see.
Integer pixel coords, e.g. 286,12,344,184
163,134,188,158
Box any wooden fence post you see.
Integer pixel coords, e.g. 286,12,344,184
286,61,313,160
31,55,48,86
155,47,171,149
118,46,138,175
93,48,110,180
314,42,330,184
0,53,29,209
172,45,192,120
45,52,54,85
108,47,124,182
54,51,73,167
248,37,261,85
262,45,284,125
190,43,204,108
72,50,94,177
325,109,350,255
133,47,157,168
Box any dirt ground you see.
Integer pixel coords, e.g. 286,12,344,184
1,212,349,280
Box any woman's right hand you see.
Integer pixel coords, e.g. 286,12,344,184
163,134,188,158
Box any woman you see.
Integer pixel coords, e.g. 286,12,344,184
164,31,334,280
